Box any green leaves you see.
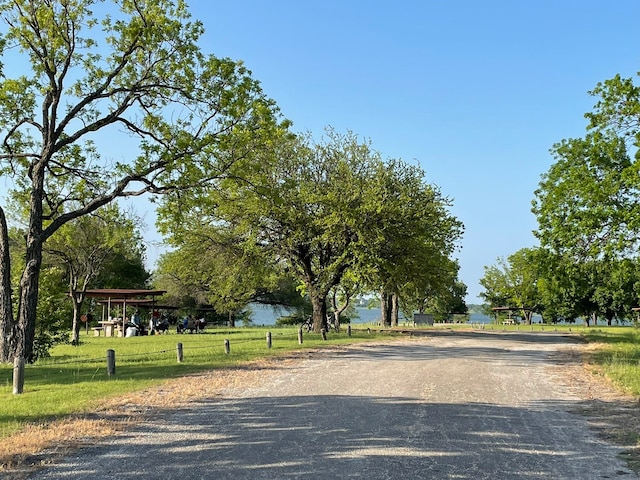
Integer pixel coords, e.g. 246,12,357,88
587,74,640,141
530,70,640,323
158,125,465,327
0,0,286,230
480,247,546,323
533,132,639,259
0,0,287,361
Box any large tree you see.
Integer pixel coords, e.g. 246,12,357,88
0,0,285,362
531,73,640,326
159,129,380,332
158,123,463,332
532,132,639,260
355,160,463,327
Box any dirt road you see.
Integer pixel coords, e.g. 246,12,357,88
25,330,639,479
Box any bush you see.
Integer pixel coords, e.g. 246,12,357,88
275,314,305,327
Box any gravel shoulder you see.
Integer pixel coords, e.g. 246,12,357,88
4,330,640,479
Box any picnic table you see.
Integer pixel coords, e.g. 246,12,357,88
98,320,118,337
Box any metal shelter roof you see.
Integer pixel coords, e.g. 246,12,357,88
81,289,166,298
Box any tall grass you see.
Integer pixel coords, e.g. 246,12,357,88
0,326,393,438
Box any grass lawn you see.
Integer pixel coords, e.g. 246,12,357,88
580,326,640,396
0,325,397,439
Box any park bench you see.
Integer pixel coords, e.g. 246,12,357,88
92,326,104,336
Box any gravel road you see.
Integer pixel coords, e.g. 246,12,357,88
25,330,638,479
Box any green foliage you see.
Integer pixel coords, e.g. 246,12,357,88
0,0,287,361
159,129,384,330
480,247,544,324
275,314,305,327
46,206,149,289
531,70,640,324
533,133,639,259
31,266,71,360
154,226,288,322
353,159,464,321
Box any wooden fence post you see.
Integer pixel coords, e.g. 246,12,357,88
106,349,116,376
298,327,303,344
13,356,25,395
321,328,327,341
266,332,272,349
347,325,352,337
224,339,230,354
176,343,183,363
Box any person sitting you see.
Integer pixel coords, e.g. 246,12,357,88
186,315,196,333
177,316,188,334
149,310,161,335
155,315,170,334
125,324,138,337
196,317,206,332
177,315,196,334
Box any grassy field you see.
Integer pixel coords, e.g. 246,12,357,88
2,322,640,442
579,326,640,395
0,326,396,439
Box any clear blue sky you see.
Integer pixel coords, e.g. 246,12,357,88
153,1,640,302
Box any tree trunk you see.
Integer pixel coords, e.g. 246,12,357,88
331,310,341,332
380,291,392,327
311,293,327,332
524,309,533,325
330,289,351,333
380,292,387,326
0,207,16,363
69,279,86,345
390,293,399,327
228,311,235,328
10,160,47,363
15,241,44,362
71,298,82,346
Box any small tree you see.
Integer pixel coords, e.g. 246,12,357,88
154,227,284,327
480,248,543,325
45,206,148,344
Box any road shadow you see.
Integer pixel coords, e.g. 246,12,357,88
28,393,636,480
408,328,584,345
329,330,583,368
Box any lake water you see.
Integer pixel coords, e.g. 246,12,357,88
249,306,633,326
248,304,494,326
